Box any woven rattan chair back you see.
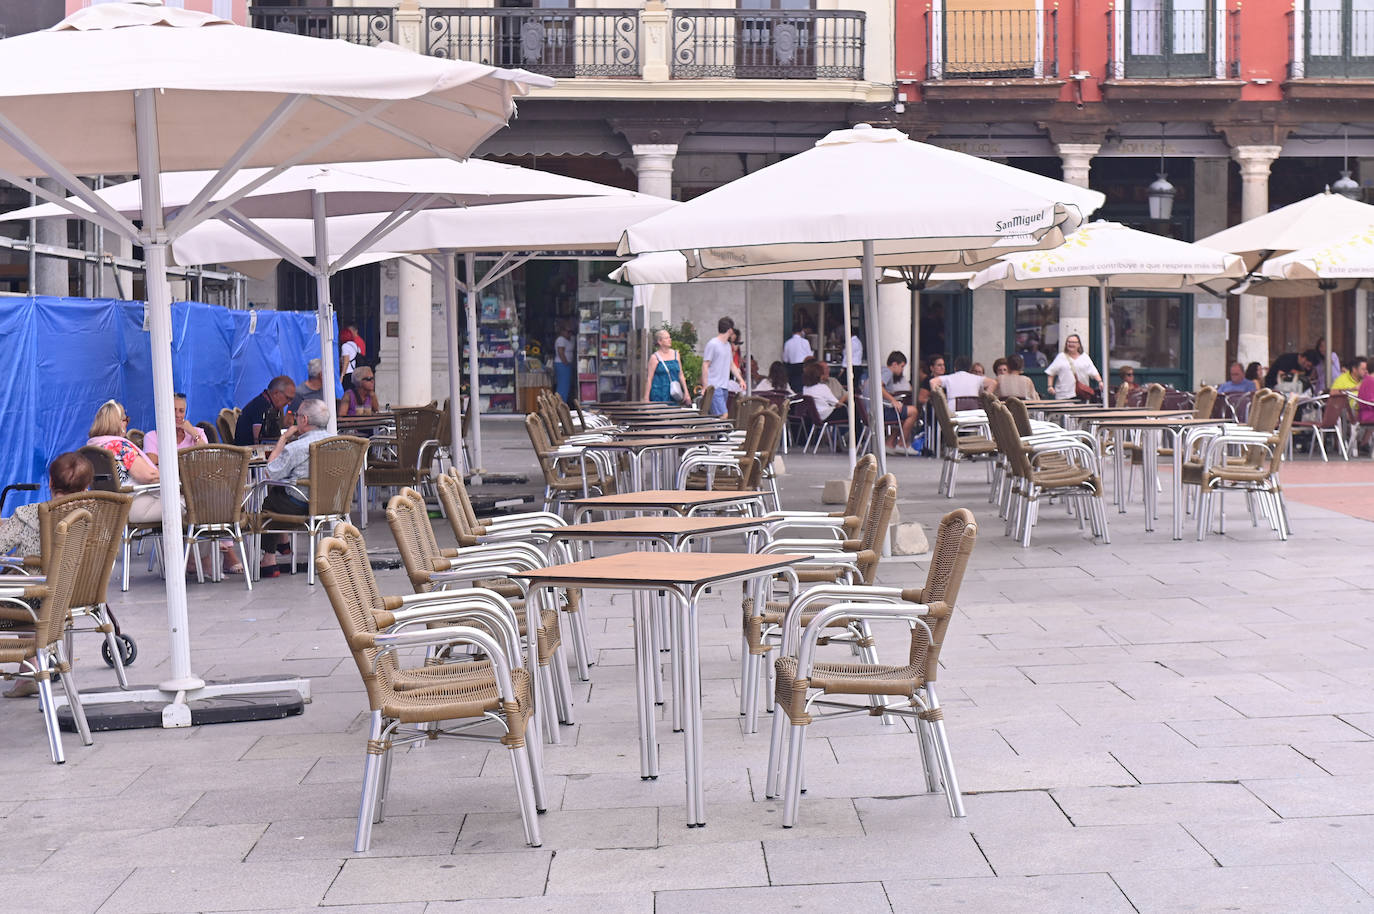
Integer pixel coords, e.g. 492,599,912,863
986,402,1031,479
78,445,122,493
386,487,445,593
852,473,898,583
1193,386,1218,420
844,454,878,520
699,385,716,415
913,508,977,676
36,509,93,649
755,407,784,467
929,386,958,443
524,414,561,487
391,407,443,477
1004,397,1035,437
735,396,769,432
436,470,481,545
179,445,251,528
39,491,132,608
1267,394,1301,472
1144,384,1166,411
306,436,369,517
1114,383,1131,407
126,429,144,450
315,529,398,710
216,409,237,446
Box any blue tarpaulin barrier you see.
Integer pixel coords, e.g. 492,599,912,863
0,296,336,515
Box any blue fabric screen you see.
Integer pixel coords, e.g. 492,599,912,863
0,296,335,514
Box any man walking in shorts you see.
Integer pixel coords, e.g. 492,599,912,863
702,316,744,416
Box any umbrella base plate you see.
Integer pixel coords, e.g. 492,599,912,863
58,689,304,732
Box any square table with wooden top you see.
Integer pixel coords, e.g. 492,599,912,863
569,488,766,522
1093,415,1231,538
511,550,810,827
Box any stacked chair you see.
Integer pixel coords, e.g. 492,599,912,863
364,405,443,506
1123,385,1218,499
385,487,575,743
764,508,977,825
985,398,1110,547
676,407,784,512
739,470,899,732
524,413,615,516
315,522,544,852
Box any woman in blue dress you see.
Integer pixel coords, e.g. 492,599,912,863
643,328,689,403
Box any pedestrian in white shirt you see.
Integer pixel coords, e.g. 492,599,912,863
1045,333,1102,400
783,324,813,393
931,355,993,406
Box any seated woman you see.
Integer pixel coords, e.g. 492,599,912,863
0,451,93,697
994,354,1040,400
801,359,846,420
86,400,160,524
339,365,379,417
754,360,793,396
142,392,207,465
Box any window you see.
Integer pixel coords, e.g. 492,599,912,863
737,0,817,78
1008,293,1058,376
938,0,1044,79
1108,293,1182,375
1125,0,1213,77
1306,0,1374,77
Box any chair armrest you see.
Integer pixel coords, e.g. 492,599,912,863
791,600,944,677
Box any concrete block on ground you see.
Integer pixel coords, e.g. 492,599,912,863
821,478,849,505
892,521,929,555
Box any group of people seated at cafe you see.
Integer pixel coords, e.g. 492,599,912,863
234,360,380,448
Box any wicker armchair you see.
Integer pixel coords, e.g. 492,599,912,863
315,526,543,852
0,508,96,763
764,508,977,825
740,472,898,732
1188,392,1299,541
385,487,574,738
524,413,611,515
1125,386,1220,489
364,405,442,500
179,444,253,591
216,408,239,447
930,386,996,498
985,399,1109,547
250,435,369,584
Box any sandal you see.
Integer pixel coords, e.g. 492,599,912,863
223,557,245,575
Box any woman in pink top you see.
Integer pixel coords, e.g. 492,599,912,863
143,393,207,465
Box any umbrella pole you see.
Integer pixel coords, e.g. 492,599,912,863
465,251,483,474
744,296,752,396
311,191,339,434
1100,279,1110,407
441,251,466,474
862,241,886,478
842,277,857,472
1325,285,1334,390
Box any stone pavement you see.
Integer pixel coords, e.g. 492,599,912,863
4,418,1374,913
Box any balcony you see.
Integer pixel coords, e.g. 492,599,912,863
922,7,1062,101
1101,2,1243,100
248,6,395,45
425,8,640,77
1285,7,1374,98
670,9,864,79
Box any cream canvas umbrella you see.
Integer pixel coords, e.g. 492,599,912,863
1196,191,1374,379
4,160,644,448
0,0,548,724
970,221,1245,404
167,194,679,470
1253,223,1374,376
618,124,1104,474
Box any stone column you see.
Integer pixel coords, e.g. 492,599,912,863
631,143,677,323
1055,144,1100,351
396,255,432,406
876,280,910,368
1231,145,1283,368
33,178,68,297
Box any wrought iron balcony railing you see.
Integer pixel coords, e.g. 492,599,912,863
424,8,640,77
671,9,865,79
1107,3,1237,79
248,6,395,46
926,7,1058,79
1299,7,1374,77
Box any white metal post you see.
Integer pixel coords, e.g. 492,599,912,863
441,251,467,472
465,251,483,473
841,278,857,471
135,88,203,693
863,241,886,478
312,190,339,434
1099,279,1111,407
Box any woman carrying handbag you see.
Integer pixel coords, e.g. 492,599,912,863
644,328,690,403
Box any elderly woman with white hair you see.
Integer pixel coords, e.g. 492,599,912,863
258,397,334,577
289,358,327,413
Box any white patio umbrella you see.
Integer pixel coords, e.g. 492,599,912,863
1197,191,1374,380
3,160,642,447
1252,223,1374,375
168,193,678,470
970,222,1246,404
618,123,1104,475
0,0,548,722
